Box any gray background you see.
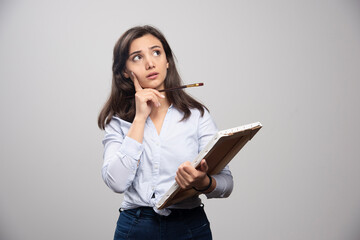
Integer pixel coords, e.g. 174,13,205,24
1,0,359,239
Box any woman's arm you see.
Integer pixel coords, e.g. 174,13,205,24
175,110,234,197
101,118,144,193
198,111,234,198
102,73,164,193
205,165,233,198
126,72,164,143
175,159,233,197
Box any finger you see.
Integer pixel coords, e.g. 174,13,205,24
180,162,198,178
178,166,199,186
177,165,192,183
198,159,209,173
175,174,187,189
178,168,191,182
136,91,161,107
146,92,161,107
148,89,166,99
131,72,143,92
151,95,161,107
180,161,191,169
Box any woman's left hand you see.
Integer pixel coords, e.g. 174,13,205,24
175,159,210,190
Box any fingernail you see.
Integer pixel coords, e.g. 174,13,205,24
161,95,165,98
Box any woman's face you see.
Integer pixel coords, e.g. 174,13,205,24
124,34,169,90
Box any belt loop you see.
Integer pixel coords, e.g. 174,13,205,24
136,208,142,218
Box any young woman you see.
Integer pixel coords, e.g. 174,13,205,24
98,25,233,240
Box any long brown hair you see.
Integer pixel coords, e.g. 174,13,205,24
98,25,207,129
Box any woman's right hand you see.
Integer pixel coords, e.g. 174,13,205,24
131,72,165,121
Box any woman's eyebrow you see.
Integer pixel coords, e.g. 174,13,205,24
129,50,141,57
129,45,162,57
150,45,161,49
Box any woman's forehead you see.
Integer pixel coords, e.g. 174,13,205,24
129,34,163,53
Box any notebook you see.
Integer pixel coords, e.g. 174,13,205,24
156,122,262,209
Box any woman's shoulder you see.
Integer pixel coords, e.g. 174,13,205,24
104,115,132,133
171,105,210,120
177,107,215,129
190,107,212,121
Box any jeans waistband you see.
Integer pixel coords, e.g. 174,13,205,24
121,204,204,219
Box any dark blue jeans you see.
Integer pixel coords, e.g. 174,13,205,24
114,205,212,240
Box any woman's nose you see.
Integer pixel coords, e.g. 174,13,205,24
145,57,155,69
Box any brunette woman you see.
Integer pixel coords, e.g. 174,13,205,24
98,25,233,240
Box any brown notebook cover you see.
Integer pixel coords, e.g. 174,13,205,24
156,122,262,210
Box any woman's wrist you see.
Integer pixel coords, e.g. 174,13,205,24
133,114,148,123
127,117,146,144
193,174,212,192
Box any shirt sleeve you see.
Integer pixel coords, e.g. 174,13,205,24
205,165,233,199
197,110,234,199
101,118,144,193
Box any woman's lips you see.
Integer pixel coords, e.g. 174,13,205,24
146,72,159,80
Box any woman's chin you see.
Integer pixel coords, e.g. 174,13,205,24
142,82,164,90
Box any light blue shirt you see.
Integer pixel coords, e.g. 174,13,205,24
102,106,233,215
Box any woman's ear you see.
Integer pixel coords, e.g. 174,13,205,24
167,62,169,68
122,69,130,79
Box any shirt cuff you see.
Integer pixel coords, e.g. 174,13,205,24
119,136,144,160
205,174,227,199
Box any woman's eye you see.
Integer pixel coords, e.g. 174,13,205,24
132,55,141,61
153,50,161,56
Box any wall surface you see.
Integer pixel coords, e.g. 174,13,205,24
1,0,359,239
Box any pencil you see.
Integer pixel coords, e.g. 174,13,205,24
159,83,204,92
125,83,204,98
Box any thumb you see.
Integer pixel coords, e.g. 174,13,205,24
198,159,209,173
